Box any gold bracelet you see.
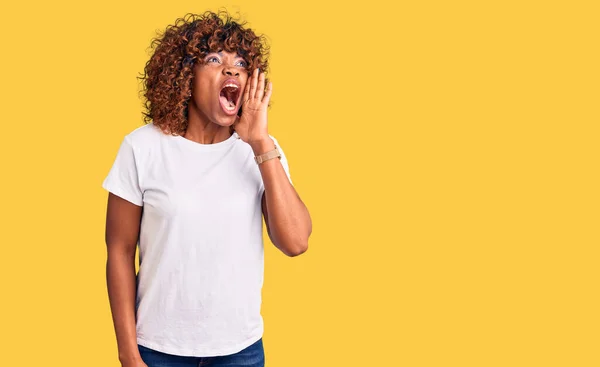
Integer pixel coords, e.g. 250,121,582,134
254,145,281,165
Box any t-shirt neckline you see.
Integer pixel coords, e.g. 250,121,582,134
173,130,240,151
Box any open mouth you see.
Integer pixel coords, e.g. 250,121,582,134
219,83,240,113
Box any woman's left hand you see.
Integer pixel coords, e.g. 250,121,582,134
233,68,272,147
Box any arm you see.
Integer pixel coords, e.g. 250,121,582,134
235,68,312,256
254,138,312,257
105,193,146,367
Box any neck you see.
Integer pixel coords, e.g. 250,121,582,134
184,105,234,144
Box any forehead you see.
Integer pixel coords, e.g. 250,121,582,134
207,50,244,58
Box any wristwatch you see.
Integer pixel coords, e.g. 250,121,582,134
254,145,281,165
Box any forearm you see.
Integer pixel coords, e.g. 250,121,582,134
252,138,312,255
106,250,142,364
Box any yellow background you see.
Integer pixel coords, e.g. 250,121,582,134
1,0,598,366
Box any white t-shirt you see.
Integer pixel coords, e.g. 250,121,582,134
102,123,292,357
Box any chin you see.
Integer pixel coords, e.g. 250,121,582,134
212,114,237,127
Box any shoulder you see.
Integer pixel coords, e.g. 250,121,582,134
124,123,166,148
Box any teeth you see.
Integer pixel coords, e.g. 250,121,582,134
224,83,238,89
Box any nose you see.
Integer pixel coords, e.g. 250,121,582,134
223,67,240,77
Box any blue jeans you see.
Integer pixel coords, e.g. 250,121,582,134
138,338,265,367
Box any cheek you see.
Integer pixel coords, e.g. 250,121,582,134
192,69,214,97
240,73,249,87
193,81,214,101
192,87,214,111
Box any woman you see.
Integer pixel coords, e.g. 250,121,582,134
102,10,312,367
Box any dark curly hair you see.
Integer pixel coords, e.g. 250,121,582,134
137,10,270,136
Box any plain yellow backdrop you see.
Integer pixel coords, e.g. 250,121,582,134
0,0,598,366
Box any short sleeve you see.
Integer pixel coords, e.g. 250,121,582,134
259,135,293,193
271,135,292,185
101,135,144,206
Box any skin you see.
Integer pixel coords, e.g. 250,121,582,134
105,49,312,367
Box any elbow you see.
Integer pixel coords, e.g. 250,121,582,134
286,241,308,257
287,227,311,257
273,225,311,257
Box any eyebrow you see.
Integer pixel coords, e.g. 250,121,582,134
211,50,244,59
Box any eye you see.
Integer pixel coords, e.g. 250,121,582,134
206,56,220,63
236,60,248,67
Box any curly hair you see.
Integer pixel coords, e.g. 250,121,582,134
137,10,270,136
